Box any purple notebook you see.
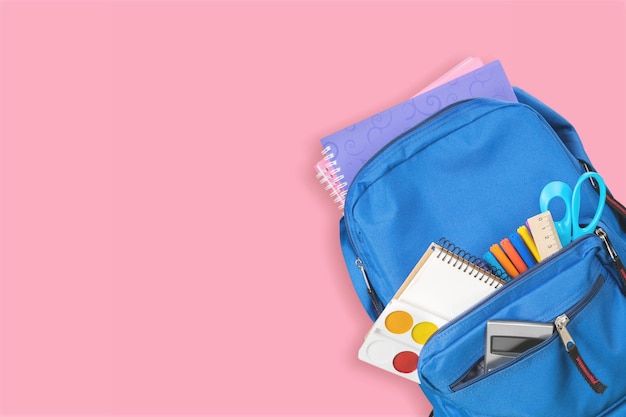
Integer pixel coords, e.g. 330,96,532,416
320,60,517,195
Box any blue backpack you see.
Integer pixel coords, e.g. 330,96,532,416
339,88,626,416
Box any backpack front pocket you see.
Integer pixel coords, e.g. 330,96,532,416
418,233,626,417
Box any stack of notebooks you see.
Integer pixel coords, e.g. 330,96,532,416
314,57,517,211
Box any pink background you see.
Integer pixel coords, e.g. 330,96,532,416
1,1,624,416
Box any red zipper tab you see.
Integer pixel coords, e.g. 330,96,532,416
566,345,607,394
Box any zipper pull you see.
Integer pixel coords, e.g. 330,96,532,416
555,314,607,394
595,228,626,289
355,258,384,316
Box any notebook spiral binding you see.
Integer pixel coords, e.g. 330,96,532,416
316,145,348,210
436,238,507,287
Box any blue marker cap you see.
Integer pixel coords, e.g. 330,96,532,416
483,251,510,281
508,232,538,267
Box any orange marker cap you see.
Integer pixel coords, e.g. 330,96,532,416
489,243,519,278
500,238,528,274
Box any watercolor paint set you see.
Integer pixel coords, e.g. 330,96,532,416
358,297,446,382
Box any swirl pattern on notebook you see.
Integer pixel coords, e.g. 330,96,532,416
319,60,517,209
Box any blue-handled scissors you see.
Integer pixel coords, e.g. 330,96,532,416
539,172,607,245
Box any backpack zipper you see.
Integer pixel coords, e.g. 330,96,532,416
553,229,619,394
355,258,385,316
555,314,607,393
595,227,626,288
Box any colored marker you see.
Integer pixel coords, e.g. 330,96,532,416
489,244,519,278
508,232,537,268
517,225,541,263
483,251,510,281
500,238,528,274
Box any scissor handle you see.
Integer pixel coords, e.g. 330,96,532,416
539,181,573,245
571,172,607,240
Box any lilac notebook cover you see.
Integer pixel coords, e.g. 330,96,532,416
320,60,517,193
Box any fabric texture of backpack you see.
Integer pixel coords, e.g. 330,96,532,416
339,87,626,416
